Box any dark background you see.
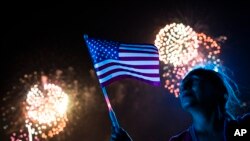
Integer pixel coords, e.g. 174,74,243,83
1,0,250,140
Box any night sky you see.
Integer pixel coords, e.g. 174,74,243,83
1,0,250,141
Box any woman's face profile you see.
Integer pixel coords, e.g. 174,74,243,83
179,73,218,111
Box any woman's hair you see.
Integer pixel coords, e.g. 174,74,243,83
181,67,242,119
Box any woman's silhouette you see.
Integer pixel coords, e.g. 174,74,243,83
110,68,250,141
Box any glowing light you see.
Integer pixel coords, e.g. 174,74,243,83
10,129,40,141
25,83,69,139
155,23,222,97
1,67,88,140
155,23,199,67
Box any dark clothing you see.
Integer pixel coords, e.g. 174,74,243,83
169,114,250,141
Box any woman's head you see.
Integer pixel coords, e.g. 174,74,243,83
179,68,239,118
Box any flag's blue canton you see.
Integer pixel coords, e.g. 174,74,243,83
87,38,119,64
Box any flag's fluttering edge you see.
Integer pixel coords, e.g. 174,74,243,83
84,35,161,87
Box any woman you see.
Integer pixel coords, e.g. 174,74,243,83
111,68,250,141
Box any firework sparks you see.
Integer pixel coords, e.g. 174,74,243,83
25,82,69,139
155,23,199,67
9,129,40,141
1,67,89,141
155,23,222,97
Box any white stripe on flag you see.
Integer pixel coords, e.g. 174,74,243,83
94,59,159,68
119,53,159,57
96,65,159,75
99,71,160,83
120,44,156,48
119,47,158,53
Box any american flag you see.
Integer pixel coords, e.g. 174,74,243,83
84,36,160,87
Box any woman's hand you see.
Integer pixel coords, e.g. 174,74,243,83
110,127,133,141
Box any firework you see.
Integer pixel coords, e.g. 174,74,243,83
24,81,69,139
155,23,222,97
1,67,88,140
9,129,40,141
155,23,199,67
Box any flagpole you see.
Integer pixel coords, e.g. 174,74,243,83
101,87,120,131
83,34,120,131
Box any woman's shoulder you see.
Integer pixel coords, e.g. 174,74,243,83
226,113,250,140
227,113,250,127
169,128,192,141
235,113,250,124
240,113,250,120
